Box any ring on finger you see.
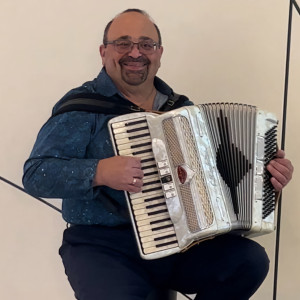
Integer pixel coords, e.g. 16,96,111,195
132,178,137,185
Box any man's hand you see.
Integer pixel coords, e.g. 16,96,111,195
267,150,293,192
93,156,144,193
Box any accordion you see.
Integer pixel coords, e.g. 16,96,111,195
108,103,278,260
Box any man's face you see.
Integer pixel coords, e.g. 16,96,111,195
100,12,163,87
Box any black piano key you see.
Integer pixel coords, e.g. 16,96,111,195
127,126,149,133
152,224,173,232
141,157,155,164
154,233,177,242
148,208,168,216
129,133,150,140
131,141,152,149
143,179,161,187
143,187,162,193
125,119,147,127
144,195,165,203
133,148,153,156
146,202,166,209
150,218,171,225
156,240,178,248
142,164,157,171
143,170,159,177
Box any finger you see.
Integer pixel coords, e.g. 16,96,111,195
127,184,142,193
131,178,143,188
129,156,142,168
267,161,293,191
119,155,141,169
267,164,289,187
270,177,284,192
275,149,285,159
268,159,293,179
132,169,144,179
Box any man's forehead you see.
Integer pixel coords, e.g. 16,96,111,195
107,12,159,41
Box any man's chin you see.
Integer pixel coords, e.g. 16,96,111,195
121,71,147,86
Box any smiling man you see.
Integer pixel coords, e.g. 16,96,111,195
23,8,293,300
100,11,164,110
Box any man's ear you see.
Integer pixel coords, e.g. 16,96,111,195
99,45,106,65
99,45,105,57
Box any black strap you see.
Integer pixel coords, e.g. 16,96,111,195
52,93,145,117
51,92,189,118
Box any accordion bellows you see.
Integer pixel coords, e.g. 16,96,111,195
108,103,278,260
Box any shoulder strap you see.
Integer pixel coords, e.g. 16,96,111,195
160,92,190,111
51,91,189,118
51,93,145,118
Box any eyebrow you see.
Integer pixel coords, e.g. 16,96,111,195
116,35,154,41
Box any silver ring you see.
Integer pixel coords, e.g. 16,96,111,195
132,178,137,185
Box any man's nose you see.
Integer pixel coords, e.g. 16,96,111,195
128,43,142,58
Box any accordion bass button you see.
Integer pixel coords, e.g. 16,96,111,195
157,160,168,168
165,190,176,198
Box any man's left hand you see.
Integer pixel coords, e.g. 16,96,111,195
267,150,294,192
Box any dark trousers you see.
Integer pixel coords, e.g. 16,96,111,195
59,224,270,300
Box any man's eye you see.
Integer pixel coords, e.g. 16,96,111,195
141,43,153,49
116,41,131,47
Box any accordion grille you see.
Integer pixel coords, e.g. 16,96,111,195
163,117,214,233
263,125,277,218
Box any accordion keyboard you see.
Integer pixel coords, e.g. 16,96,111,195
111,116,179,255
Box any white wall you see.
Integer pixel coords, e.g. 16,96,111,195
0,1,299,299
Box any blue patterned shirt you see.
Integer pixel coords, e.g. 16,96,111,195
23,68,193,226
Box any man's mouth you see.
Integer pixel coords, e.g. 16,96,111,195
119,57,149,70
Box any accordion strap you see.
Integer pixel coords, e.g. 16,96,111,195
51,92,189,118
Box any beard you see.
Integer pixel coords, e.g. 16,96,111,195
119,56,150,86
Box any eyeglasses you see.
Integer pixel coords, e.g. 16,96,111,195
105,39,160,54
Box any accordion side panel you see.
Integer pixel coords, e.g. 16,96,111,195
246,110,278,236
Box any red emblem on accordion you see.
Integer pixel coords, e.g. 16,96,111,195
177,165,187,184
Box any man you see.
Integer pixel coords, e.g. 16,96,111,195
23,9,293,300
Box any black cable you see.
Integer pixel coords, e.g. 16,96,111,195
273,0,297,299
0,175,62,213
292,0,300,15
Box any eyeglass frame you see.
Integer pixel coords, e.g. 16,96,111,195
104,39,161,54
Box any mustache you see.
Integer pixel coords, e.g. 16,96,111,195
119,56,150,65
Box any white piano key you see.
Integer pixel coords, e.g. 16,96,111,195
119,144,153,156
132,198,166,211
114,128,150,140
143,242,178,254
111,117,147,129
141,232,177,249
143,167,159,176
113,123,149,135
138,219,173,232
138,221,174,238
117,137,151,151
141,230,176,244
133,203,168,216
130,191,164,205
135,210,169,221
136,213,171,227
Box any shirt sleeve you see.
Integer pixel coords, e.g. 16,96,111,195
22,111,100,199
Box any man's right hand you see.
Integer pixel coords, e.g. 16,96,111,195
93,156,144,193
